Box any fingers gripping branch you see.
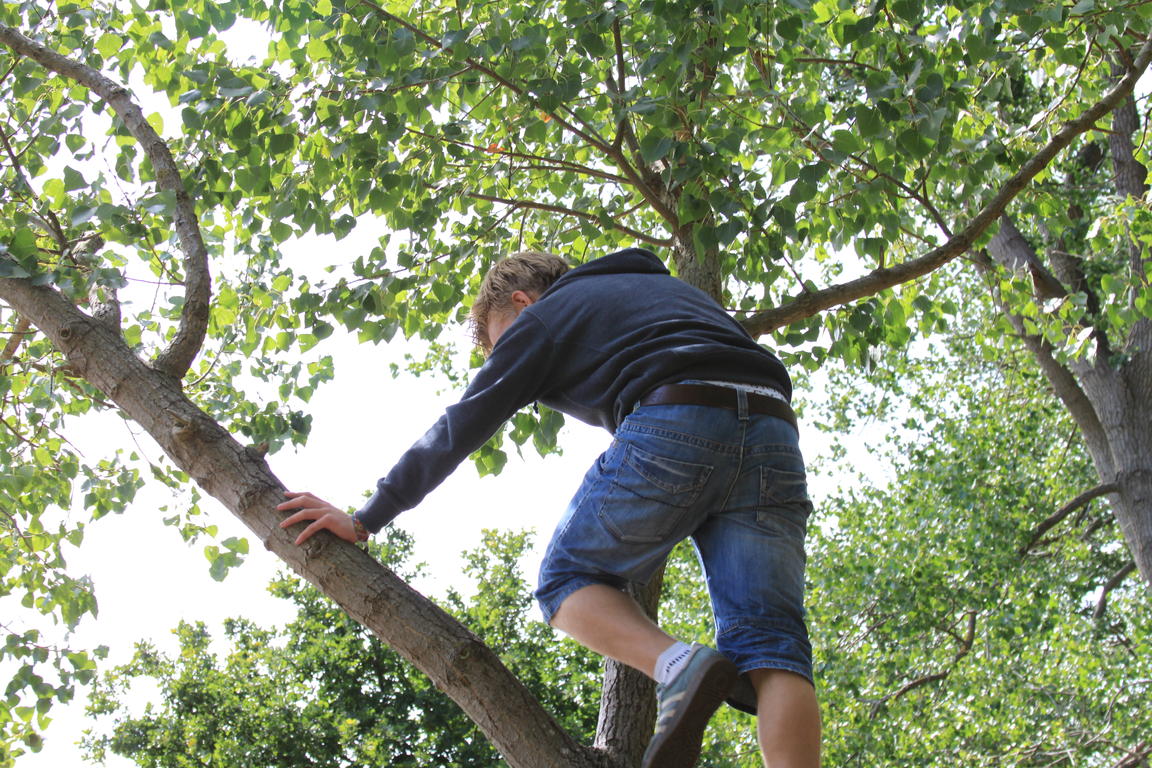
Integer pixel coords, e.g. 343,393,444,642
0,23,211,379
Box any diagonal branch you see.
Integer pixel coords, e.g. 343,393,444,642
356,0,612,154
0,273,613,768
405,126,630,184
0,23,211,380
869,610,976,719
1020,482,1120,554
740,33,1152,338
356,1,679,233
1093,561,1136,618
972,248,1113,472
1,315,32,362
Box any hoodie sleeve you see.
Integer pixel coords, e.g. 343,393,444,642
353,312,556,533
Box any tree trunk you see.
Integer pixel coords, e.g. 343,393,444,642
594,579,662,767
1071,352,1152,588
0,276,618,768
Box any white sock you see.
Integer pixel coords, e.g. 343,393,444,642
654,641,694,685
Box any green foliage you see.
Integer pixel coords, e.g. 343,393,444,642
0,329,124,765
2,0,1150,762
6,0,1147,377
805,323,1151,766
83,527,601,768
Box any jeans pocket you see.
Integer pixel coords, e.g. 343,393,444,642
599,442,713,543
758,462,813,536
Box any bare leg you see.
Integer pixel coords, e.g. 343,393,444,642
549,583,677,678
748,669,821,768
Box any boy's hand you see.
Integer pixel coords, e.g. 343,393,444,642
278,491,359,545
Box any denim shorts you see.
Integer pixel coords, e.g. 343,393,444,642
535,401,814,699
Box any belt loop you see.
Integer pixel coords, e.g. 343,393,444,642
736,388,749,421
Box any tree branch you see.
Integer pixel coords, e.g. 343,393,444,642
1093,561,1136,618
869,611,976,719
972,250,1114,473
0,23,211,380
1109,741,1151,768
1,315,32,362
987,214,1069,300
404,126,630,184
607,18,641,160
740,33,1152,337
356,0,613,154
1020,482,1120,554
0,122,68,250
466,192,672,247
0,274,611,768
355,1,680,233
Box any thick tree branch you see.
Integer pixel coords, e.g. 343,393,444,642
0,274,612,768
1108,69,1147,202
973,249,1114,473
740,34,1152,338
1020,482,1120,554
0,23,210,379
987,214,1069,301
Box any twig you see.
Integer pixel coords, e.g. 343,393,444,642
1093,561,1136,619
466,192,672,247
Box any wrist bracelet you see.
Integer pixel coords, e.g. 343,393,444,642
351,516,370,542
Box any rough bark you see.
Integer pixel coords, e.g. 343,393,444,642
0,276,616,768
968,66,1152,588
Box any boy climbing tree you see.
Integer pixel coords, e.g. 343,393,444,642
280,248,821,768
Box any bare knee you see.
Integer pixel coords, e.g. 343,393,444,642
748,669,821,768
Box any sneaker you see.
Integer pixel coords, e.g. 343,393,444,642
641,644,738,768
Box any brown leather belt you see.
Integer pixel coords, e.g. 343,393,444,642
636,383,797,431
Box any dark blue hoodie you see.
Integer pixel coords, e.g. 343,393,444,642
355,247,791,532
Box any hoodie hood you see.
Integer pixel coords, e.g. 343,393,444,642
542,247,668,298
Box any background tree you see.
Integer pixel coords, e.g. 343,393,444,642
83,528,602,768
803,298,1152,767
0,0,1150,765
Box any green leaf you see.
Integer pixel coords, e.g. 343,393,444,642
63,166,86,191
306,38,332,61
95,33,123,60
831,129,863,155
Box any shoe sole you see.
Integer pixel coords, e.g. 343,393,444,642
641,655,739,768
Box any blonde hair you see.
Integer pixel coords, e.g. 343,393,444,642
471,250,570,353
